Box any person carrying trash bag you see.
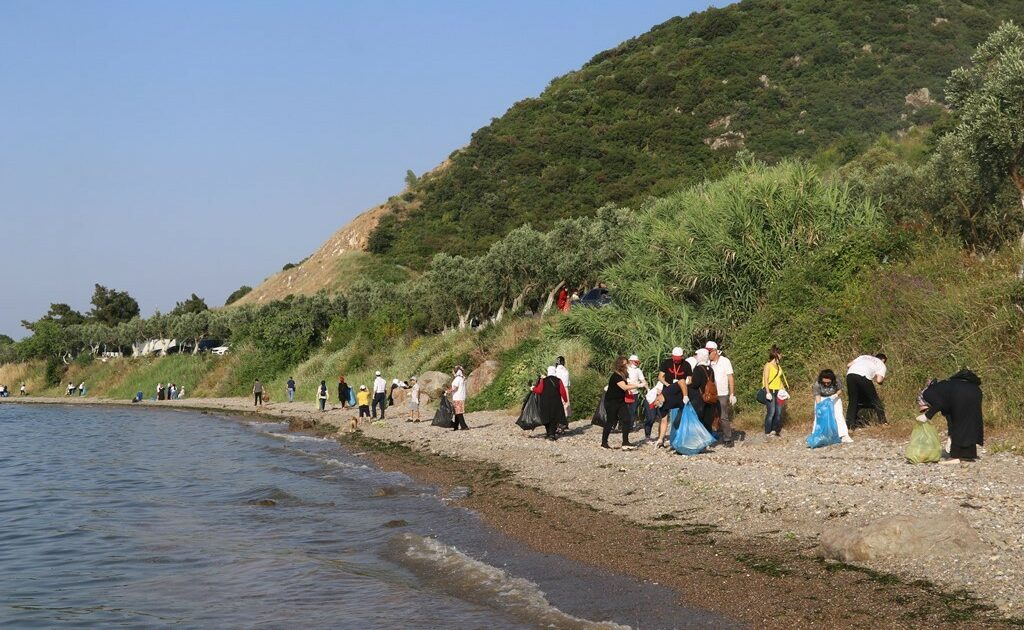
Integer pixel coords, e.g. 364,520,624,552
516,388,544,432
670,402,716,456
917,369,984,464
431,393,456,429
600,356,642,450
531,367,567,440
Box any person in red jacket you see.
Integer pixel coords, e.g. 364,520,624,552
556,285,570,312
532,366,567,440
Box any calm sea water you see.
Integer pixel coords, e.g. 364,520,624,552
0,404,731,629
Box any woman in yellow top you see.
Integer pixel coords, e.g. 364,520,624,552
356,385,371,418
761,345,787,436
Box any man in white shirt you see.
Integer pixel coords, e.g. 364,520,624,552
707,342,736,447
845,353,888,428
449,366,469,430
372,371,387,419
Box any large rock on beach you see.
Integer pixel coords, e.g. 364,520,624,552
819,511,983,562
417,371,451,398
467,360,500,398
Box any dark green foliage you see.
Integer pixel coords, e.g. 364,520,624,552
224,285,252,306
368,0,1024,267
88,284,140,326
21,303,85,331
170,293,209,316
282,263,297,271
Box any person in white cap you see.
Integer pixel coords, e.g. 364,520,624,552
626,354,647,432
372,370,387,419
659,347,692,388
707,341,736,447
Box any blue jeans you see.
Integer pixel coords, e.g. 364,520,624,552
643,404,658,438
764,390,783,434
287,388,295,402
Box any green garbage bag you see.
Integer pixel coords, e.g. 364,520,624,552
905,421,942,464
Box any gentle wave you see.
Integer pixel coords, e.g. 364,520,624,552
387,533,631,630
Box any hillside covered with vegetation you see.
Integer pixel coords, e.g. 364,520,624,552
367,0,1024,267
4,6,1024,440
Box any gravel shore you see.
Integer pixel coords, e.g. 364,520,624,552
7,396,1022,621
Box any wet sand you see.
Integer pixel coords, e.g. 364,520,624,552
5,396,1020,628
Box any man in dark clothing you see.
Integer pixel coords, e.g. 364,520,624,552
845,353,888,427
658,347,692,387
919,369,984,462
337,377,351,407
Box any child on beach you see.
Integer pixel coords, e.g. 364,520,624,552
356,385,371,418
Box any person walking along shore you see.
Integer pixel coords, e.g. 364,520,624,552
761,346,786,436
252,380,264,406
532,366,567,440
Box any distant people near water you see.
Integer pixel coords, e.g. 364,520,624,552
132,391,144,403
707,342,736,448
0,385,8,397
337,376,350,407
602,356,641,450
356,385,370,417
157,383,165,401
317,380,329,412
252,379,263,406
813,369,852,443
67,382,75,397
372,371,387,419
20,383,27,396
406,377,421,422
532,366,567,440
919,370,984,463
388,378,408,407
178,386,186,400
78,382,86,397
761,345,788,437
449,366,468,431
168,383,176,400
846,353,888,428
287,377,296,403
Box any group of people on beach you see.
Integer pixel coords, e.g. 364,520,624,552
589,342,983,463
66,382,86,397
273,372,426,421
0,383,24,397
155,382,183,400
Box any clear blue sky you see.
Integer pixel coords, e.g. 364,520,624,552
0,0,719,339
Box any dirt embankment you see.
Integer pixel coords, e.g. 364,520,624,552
232,203,391,306
5,396,1021,628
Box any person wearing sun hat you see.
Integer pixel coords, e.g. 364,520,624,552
658,346,692,388
356,385,371,417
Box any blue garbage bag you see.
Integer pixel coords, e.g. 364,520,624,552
348,389,356,407
806,399,841,449
670,403,716,456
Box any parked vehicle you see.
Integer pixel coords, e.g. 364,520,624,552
579,287,611,308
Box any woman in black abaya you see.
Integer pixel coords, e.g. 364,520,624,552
918,369,984,462
532,366,567,440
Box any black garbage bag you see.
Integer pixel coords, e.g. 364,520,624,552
515,392,545,431
431,395,455,428
591,393,608,428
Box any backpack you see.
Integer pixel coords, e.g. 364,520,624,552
700,366,718,404
319,384,327,398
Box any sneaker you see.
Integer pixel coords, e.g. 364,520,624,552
841,436,854,444
939,458,962,465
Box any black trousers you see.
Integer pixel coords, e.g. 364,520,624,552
372,393,386,418
545,421,558,438
453,413,469,430
601,404,630,446
254,392,262,405
845,373,886,427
